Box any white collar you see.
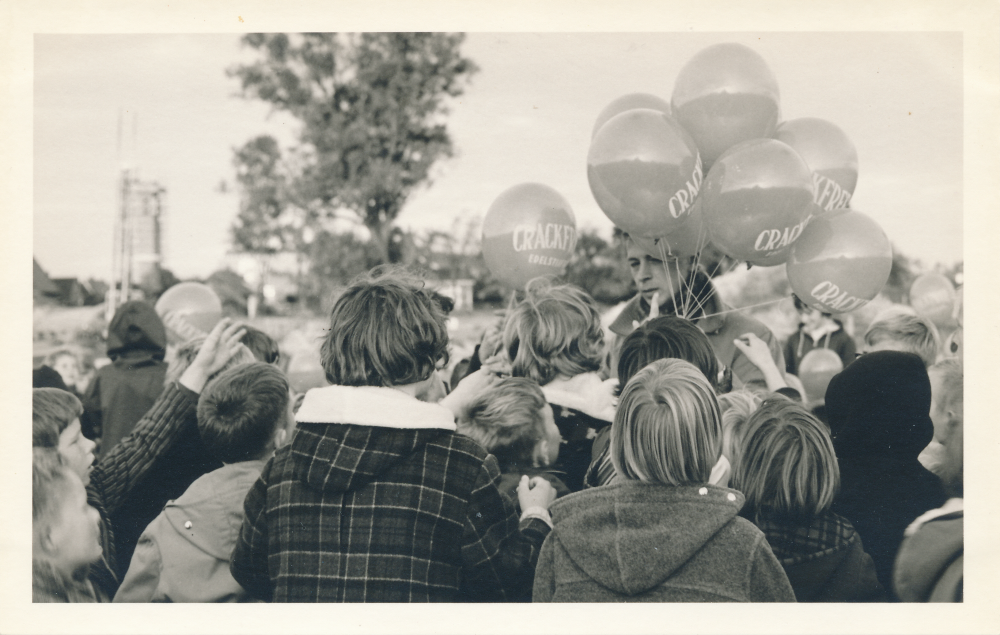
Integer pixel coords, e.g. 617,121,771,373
904,498,963,537
295,385,457,431
541,373,617,423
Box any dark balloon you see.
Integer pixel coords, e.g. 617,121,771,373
587,108,702,238
482,183,578,289
672,43,781,168
786,209,892,314
701,138,815,266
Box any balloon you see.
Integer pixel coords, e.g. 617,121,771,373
587,108,702,238
798,348,844,405
671,43,781,168
774,118,858,212
701,138,815,266
155,281,223,341
909,273,957,328
481,183,577,289
786,209,892,314
628,196,709,259
591,93,671,138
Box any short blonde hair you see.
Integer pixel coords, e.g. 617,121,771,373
718,389,762,464
611,358,722,485
457,377,548,469
864,313,940,367
502,278,604,386
730,397,839,522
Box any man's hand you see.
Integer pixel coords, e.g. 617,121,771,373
178,319,247,394
632,292,660,330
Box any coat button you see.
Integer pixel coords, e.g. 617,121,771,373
698,487,708,495
184,521,192,529
727,493,737,502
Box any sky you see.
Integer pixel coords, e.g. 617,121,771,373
33,32,963,280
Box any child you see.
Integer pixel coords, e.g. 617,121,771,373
32,319,250,597
862,312,940,367
230,267,556,602
784,295,856,376
458,377,569,506
239,325,281,365
81,300,169,457
115,363,293,602
502,278,615,492
717,388,762,478
45,348,83,395
730,397,884,602
894,357,963,602
585,316,723,489
33,449,104,602
533,358,795,602
826,350,948,596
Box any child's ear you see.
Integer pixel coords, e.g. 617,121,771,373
534,439,550,468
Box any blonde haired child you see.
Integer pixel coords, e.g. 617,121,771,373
533,359,794,602
730,397,884,602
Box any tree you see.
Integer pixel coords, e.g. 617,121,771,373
229,33,478,264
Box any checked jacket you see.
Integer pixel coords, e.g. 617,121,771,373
231,385,551,602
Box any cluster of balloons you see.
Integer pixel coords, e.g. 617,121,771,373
480,42,893,312
584,42,890,314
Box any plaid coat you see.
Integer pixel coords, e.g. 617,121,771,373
230,385,551,603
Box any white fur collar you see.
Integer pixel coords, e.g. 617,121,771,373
904,497,963,537
541,372,617,423
295,385,457,431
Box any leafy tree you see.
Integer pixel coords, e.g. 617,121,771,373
229,33,478,264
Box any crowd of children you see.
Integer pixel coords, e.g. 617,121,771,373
31,254,964,603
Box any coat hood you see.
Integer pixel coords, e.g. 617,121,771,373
291,385,456,495
107,300,167,360
161,461,265,560
825,350,933,461
549,481,744,596
541,372,617,423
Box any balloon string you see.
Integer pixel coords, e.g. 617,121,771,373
697,297,786,321
657,241,678,316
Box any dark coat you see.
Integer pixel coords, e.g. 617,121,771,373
826,351,948,597
532,482,795,602
230,385,551,603
82,300,167,456
752,511,885,602
85,381,202,597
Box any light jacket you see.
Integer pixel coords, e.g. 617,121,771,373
532,481,795,602
893,498,963,602
114,460,266,603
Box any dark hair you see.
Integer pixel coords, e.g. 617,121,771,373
197,363,290,463
617,316,720,393
792,294,832,318
33,366,69,391
320,267,449,387
239,325,281,365
33,388,83,449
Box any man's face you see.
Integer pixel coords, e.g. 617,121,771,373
625,241,692,309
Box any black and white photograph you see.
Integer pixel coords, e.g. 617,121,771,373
4,1,999,633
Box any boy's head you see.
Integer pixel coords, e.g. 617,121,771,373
730,397,839,523
863,312,940,367
616,316,720,393
624,235,696,310
165,336,256,385
928,358,963,495
717,389,762,465
33,388,95,487
502,278,604,386
106,300,167,360
457,377,560,469
32,449,102,574
793,295,834,331
240,325,281,365
611,358,722,486
197,362,293,463
320,267,449,388
45,349,81,389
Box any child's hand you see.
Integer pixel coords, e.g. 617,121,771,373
733,332,774,370
478,310,506,360
632,292,660,330
517,475,557,511
179,319,247,394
